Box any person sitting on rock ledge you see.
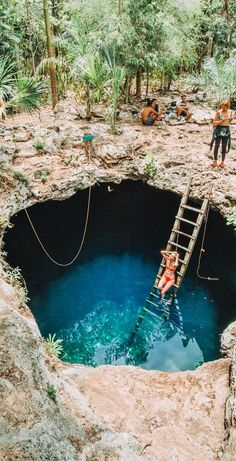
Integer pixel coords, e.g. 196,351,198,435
141,98,164,126
176,95,192,122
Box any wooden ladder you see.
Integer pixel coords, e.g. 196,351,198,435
155,177,212,291
126,177,211,356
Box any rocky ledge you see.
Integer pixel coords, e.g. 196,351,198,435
0,103,236,460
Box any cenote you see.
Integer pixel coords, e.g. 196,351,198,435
5,181,236,371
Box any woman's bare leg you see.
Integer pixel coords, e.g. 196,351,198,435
161,279,174,298
158,275,166,291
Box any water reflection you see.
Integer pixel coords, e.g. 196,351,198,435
122,293,204,371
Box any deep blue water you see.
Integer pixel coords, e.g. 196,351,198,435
5,181,236,371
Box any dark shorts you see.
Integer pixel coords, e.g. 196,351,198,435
143,116,155,126
180,109,187,117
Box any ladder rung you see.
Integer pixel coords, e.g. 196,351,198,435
172,230,195,239
143,307,159,318
182,205,203,213
146,299,159,309
150,291,160,300
168,241,191,252
175,216,198,226
178,258,187,265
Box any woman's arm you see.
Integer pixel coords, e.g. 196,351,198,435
213,110,222,127
161,250,172,260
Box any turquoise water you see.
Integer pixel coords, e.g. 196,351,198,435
5,181,236,371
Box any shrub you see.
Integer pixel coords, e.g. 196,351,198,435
44,333,63,357
13,170,29,184
34,140,45,151
0,215,13,229
144,155,157,178
4,266,23,287
47,383,57,402
34,169,49,183
226,212,236,232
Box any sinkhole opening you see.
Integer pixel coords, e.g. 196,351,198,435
4,180,236,371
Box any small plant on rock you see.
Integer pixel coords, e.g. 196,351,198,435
13,170,29,184
227,211,236,232
144,155,157,179
4,266,23,287
47,383,57,402
45,333,63,357
34,169,49,183
0,215,13,229
17,286,30,309
34,139,45,151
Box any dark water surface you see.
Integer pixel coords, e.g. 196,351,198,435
5,181,236,371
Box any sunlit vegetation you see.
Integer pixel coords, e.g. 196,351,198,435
0,0,235,123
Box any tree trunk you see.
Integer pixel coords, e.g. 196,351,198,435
207,35,214,57
125,75,132,103
85,86,91,120
51,0,61,55
118,0,122,14
136,68,142,99
43,0,58,109
146,66,149,96
223,0,232,53
25,0,36,73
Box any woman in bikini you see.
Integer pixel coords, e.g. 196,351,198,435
158,250,179,298
211,100,234,168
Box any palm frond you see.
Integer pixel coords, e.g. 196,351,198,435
0,56,16,100
6,76,47,113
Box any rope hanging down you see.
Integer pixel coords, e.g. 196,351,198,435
196,199,219,281
24,134,93,267
24,186,91,267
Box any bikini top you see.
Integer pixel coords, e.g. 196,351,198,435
166,261,176,272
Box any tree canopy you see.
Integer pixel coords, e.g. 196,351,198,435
0,0,235,112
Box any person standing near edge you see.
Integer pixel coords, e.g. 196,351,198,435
210,100,234,169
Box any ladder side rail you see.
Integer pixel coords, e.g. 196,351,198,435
176,197,210,288
155,178,193,285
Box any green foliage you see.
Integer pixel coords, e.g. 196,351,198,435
0,215,13,229
226,212,236,232
33,140,45,151
144,155,157,178
73,54,109,102
34,169,50,183
45,333,63,357
4,266,23,287
8,76,46,112
0,57,15,100
0,0,235,108
17,286,30,309
47,383,57,401
13,171,29,184
187,55,236,102
196,0,236,62
0,56,47,118
102,46,126,132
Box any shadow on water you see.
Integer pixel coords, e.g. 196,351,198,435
4,180,236,371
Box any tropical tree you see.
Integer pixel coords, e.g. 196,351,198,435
72,54,109,119
0,57,46,119
43,0,58,108
187,55,236,103
103,47,126,133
